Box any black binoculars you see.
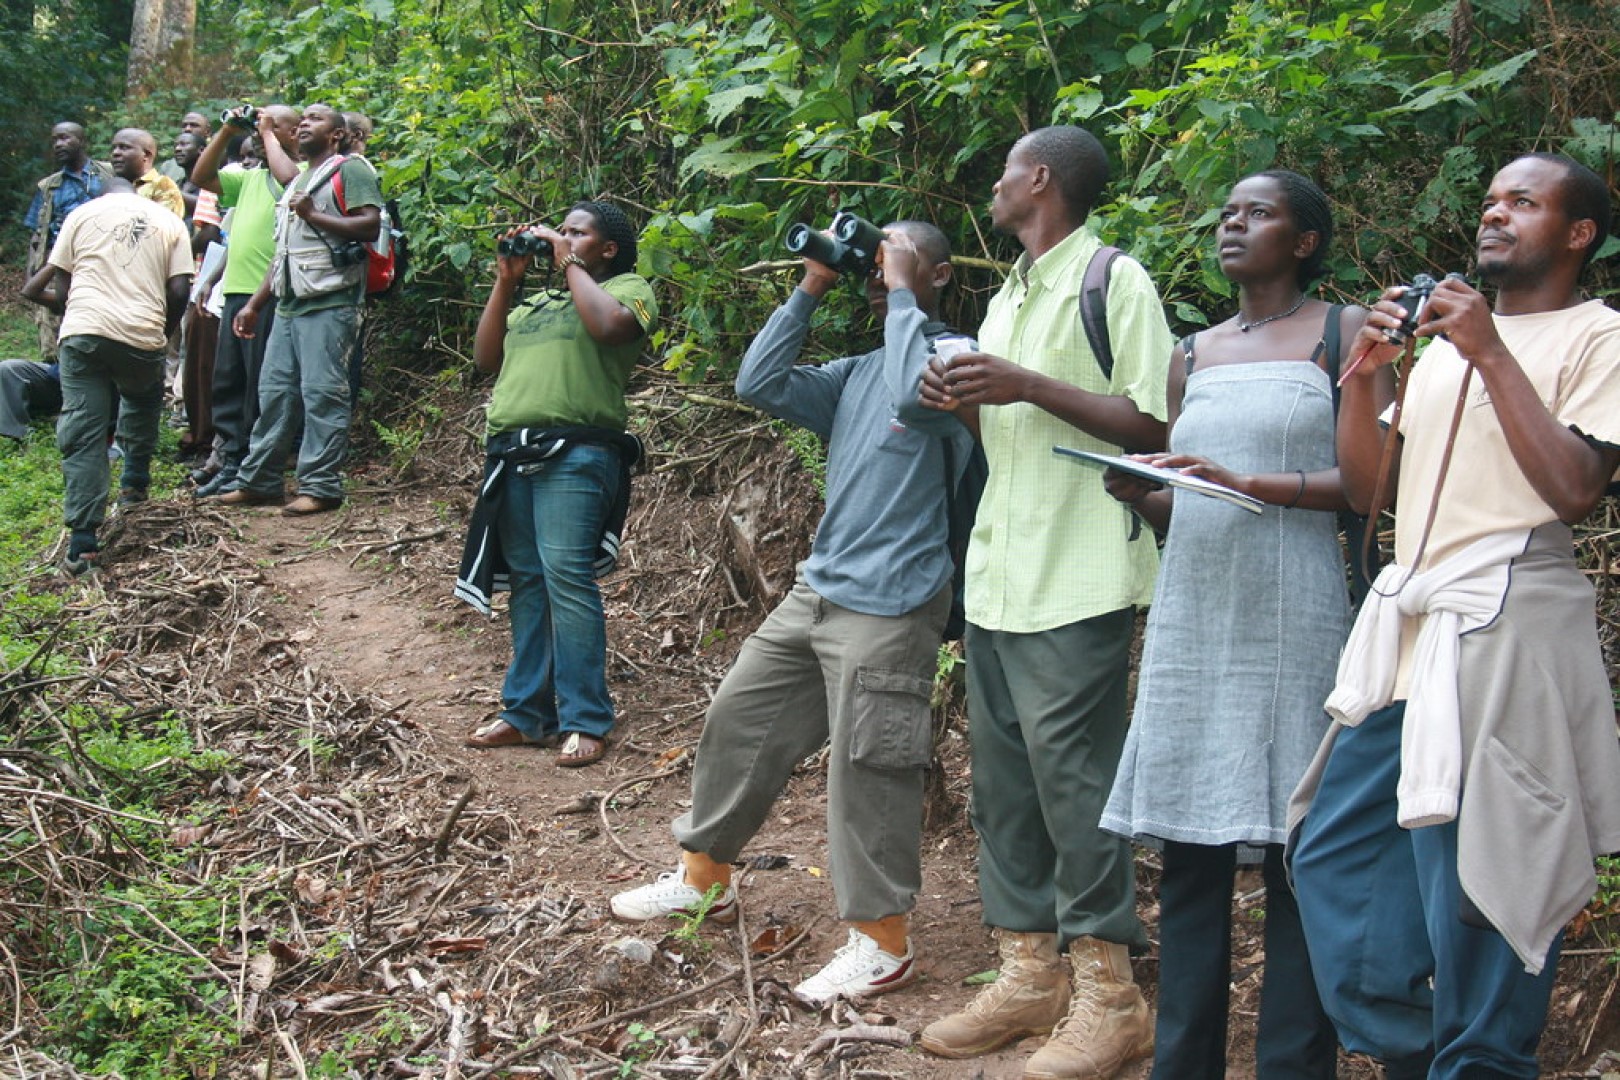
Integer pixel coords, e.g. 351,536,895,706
498,231,554,260
222,105,258,130
784,211,886,276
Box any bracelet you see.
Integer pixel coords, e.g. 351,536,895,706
1284,470,1307,509
561,253,587,271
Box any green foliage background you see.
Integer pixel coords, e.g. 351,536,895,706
10,0,1620,370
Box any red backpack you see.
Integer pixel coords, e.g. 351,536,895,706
330,158,404,297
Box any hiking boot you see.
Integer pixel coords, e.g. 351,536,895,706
920,931,1070,1059
116,487,147,510
793,928,917,1004
1023,936,1153,1080
610,868,737,924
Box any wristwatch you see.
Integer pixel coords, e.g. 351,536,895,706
561,253,587,271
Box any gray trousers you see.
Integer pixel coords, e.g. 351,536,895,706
236,303,360,501
965,610,1147,951
0,359,61,439
56,335,164,534
674,574,950,921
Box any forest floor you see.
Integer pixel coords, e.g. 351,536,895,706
4,334,1620,1077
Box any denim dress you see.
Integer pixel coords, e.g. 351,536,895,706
1101,356,1351,854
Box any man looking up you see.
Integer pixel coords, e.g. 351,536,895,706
20,178,191,573
1291,155,1620,1078
609,221,976,1003
189,105,300,496
917,125,1172,1079
24,122,114,359
110,129,185,218
220,104,382,515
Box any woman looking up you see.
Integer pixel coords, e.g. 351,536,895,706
459,201,657,768
1099,170,1391,1078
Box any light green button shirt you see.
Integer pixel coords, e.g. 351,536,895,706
966,225,1173,633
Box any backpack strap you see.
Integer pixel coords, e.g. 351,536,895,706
1080,245,1123,382
1181,333,1197,379
1319,302,1348,413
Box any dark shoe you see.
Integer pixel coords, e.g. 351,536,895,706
556,732,608,768
464,719,557,750
116,487,147,509
195,466,239,498
61,549,98,576
283,494,344,516
218,488,283,507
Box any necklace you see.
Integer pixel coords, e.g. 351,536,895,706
1237,293,1307,332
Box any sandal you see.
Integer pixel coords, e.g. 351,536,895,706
556,732,608,768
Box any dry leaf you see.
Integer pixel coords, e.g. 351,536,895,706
246,953,276,992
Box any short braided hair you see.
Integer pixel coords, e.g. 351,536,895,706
1251,169,1334,286
573,200,639,277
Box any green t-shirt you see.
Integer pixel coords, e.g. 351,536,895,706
278,156,386,316
216,165,285,296
485,273,658,436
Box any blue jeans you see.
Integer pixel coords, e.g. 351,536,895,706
1292,702,1560,1079
495,442,619,740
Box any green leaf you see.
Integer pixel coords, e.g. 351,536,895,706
679,137,779,180
705,84,768,125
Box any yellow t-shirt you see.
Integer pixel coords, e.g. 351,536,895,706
1390,300,1620,694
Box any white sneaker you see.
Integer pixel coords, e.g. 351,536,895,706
793,929,917,1004
610,869,737,924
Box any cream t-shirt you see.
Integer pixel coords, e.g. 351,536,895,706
1390,299,1620,694
49,192,193,352
1395,300,1620,569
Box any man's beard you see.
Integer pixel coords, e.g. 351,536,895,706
1477,246,1550,290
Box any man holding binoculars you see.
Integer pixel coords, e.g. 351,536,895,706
611,217,977,1003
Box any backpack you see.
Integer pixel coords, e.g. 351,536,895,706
941,435,988,641
1079,244,1125,380
326,157,405,297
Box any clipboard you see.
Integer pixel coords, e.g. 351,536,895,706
1053,445,1265,515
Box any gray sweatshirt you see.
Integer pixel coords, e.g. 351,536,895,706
735,286,975,617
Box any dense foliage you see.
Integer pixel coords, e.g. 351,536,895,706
181,0,1617,378
9,1,1617,372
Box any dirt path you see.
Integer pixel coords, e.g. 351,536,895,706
219,489,1107,1077
196,478,1616,1078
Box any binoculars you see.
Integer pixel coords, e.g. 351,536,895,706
784,211,886,276
497,231,554,260
222,105,259,130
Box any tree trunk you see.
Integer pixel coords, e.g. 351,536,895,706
126,0,194,101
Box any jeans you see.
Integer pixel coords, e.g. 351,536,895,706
495,442,619,739
1151,842,1336,1080
56,334,164,534
1293,702,1560,1079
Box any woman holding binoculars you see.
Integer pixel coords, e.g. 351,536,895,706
461,201,657,768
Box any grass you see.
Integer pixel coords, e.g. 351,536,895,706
0,297,249,1077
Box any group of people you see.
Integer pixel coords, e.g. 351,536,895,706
455,123,1619,1080
10,104,383,571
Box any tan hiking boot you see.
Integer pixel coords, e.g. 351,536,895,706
919,931,1070,1059
1023,936,1153,1079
